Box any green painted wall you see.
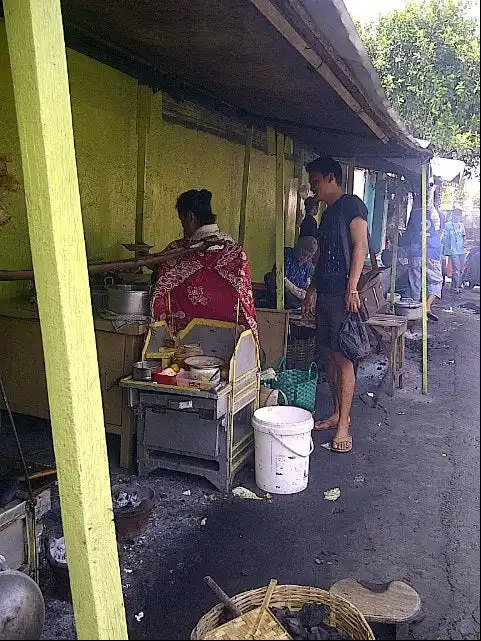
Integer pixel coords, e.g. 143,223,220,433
0,21,292,297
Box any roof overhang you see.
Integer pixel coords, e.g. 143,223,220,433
2,0,431,169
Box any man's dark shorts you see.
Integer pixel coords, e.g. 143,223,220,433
316,293,346,352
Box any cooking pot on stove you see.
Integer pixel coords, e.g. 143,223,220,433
184,356,224,385
106,284,151,316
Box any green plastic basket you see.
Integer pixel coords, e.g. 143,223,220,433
263,357,318,412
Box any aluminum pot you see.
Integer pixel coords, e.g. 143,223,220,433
184,356,224,385
395,298,423,320
132,361,154,381
106,284,151,316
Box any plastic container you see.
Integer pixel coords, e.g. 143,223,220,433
252,406,314,494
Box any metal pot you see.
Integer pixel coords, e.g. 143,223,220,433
395,298,423,320
132,361,154,381
106,284,151,316
184,356,224,385
0,556,45,639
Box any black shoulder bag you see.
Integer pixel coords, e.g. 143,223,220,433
339,214,386,321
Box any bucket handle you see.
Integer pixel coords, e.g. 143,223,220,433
267,429,314,458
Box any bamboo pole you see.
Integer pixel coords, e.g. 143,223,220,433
238,125,253,246
421,164,428,394
0,238,225,281
275,132,285,310
3,1,127,638
135,84,152,253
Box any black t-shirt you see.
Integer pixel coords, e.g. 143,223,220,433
299,214,318,239
315,194,368,295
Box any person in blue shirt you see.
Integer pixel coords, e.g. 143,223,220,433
400,196,444,321
443,209,467,293
264,236,318,309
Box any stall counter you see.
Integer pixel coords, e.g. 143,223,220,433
0,299,147,468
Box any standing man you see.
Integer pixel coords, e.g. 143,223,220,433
302,157,368,453
443,209,466,293
299,196,319,238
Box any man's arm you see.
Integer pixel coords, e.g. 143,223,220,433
346,217,368,313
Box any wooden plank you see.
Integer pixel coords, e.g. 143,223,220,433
346,159,355,195
267,126,276,156
135,83,153,250
256,308,289,368
238,125,253,246
3,1,127,638
275,132,285,310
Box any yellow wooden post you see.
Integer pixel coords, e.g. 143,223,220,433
421,164,428,394
3,1,128,639
135,83,153,251
238,125,253,246
275,132,285,310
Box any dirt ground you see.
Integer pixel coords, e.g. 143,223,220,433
2,288,479,640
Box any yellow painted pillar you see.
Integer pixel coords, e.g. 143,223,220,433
421,164,428,394
3,1,127,639
238,125,253,246
275,132,285,310
135,83,153,251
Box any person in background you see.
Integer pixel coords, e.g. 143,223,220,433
264,236,318,309
299,197,319,238
151,189,257,338
400,195,443,321
443,209,466,294
302,156,369,454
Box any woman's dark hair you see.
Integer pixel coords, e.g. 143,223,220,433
176,189,216,226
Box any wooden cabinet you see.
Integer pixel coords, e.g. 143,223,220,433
0,300,146,468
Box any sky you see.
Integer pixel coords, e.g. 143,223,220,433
344,0,480,24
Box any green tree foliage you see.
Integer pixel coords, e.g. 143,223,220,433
360,0,480,171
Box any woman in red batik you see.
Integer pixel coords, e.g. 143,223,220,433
151,189,257,339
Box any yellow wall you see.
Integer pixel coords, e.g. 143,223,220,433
0,20,293,297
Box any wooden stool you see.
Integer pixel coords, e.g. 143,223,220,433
365,314,407,396
330,579,421,640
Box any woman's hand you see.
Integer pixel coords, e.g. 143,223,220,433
301,287,316,317
346,289,361,313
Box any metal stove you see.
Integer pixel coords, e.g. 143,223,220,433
122,320,259,491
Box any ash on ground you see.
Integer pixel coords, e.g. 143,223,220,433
114,491,141,509
40,469,224,640
49,537,67,564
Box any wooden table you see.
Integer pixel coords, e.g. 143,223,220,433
366,313,407,396
0,299,146,468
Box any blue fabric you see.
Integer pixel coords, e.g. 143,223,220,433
401,208,442,260
443,221,466,256
284,247,314,289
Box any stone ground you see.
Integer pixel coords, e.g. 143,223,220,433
1,287,479,640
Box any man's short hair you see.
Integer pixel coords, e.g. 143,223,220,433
305,156,343,186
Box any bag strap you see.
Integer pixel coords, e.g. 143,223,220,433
339,201,378,271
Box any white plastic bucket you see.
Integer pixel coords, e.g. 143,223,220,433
252,405,314,494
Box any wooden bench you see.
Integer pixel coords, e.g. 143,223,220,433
365,314,408,396
330,579,421,640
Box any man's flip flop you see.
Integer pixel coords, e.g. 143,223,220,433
314,420,338,431
331,435,353,453
314,418,350,431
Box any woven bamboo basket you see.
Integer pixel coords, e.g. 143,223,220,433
191,584,375,640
